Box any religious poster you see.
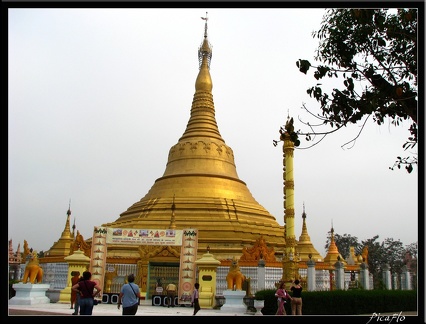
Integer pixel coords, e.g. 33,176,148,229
178,229,198,306
89,226,107,296
106,228,183,245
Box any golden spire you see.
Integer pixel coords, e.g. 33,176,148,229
299,203,310,241
296,203,324,262
323,224,346,265
195,12,212,93
199,12,212,68
64,201,72,238
69,199,76,237
104,13,285,257
43,203,75,259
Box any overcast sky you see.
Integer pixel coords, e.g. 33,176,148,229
8,8,418,257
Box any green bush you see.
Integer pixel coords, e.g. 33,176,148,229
257,289,417,315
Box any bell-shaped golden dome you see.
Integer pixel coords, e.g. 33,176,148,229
103,17,285,259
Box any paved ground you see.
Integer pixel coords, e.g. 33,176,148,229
8,301,254,316
8,301,419,317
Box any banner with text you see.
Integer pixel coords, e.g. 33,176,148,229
178,229,198,305
106,228,183,245
90,226,108,297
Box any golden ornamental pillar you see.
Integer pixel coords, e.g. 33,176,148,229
59,249,90,304
137,260,149,299
194,248,221,309
280,116,299,283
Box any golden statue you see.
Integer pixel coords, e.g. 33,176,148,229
362,246,369,264
240,236,276,262
70,230,92,256
104,268,118,293
226,258,246,291
22,250,44,284
285,116,294,133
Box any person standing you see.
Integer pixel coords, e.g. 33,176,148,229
290,279,303,315
275,281,291,315
191,283,200,315
165,281,177,308
71,271,102,315
72,276,84,315
70,271,80,310
117,274,141,315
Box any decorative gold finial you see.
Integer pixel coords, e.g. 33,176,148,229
197,12,212,70
67,199,72,216
201,12,208,39
201,12,208,21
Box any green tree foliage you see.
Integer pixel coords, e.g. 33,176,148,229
404,242,418,289
295,8,418,173
360,236,383,288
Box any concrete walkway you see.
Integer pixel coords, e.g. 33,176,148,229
8,300,257,316
8,300,418,317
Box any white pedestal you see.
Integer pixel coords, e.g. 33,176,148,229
253,300,264,315
10,283,50,305
221,290,247,314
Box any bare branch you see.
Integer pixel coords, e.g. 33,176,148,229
340,114,371,150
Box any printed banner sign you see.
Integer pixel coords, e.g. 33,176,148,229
178,229,198,305
106,228,183,245
90,226,108,296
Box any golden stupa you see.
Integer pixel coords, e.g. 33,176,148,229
102,17,285,261
39,16,351,299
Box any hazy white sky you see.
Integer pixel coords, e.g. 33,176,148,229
8,8,418,257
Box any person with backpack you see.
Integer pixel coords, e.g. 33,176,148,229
117,274,141,315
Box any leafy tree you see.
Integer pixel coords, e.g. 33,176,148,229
372,238,406,289
294,8,418,173
404,241,418,267
359,236,383,288
404,241,418,289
